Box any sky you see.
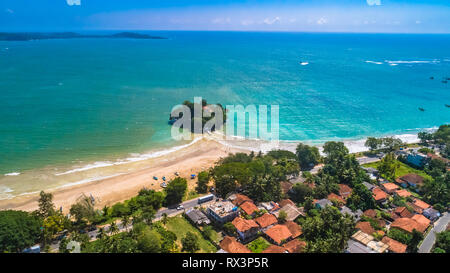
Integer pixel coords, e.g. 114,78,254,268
1,0,449,33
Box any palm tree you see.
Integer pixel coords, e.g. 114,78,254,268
161,213,168,226
109,222,118,235
121,215,130,232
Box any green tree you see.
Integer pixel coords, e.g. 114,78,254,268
182,232,200,253
381,137,403,152
378,153,399,181
223,222,237,236
137,228,162,253
434,230,450,253
37,191,56,218
290,183,313,203
164,177,188,206
196,171,210,193
296,143,321,170
278,210,288,224
346,183,376,211
365,137,382,151
418,132,433,144
0,210,42,252
407,230,423,253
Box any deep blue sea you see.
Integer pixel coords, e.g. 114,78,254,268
0,31,449,195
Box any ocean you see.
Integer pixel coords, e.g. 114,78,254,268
0,31,449,199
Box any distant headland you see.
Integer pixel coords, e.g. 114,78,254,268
0,32,166,41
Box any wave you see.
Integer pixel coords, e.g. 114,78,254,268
300,62,309,66
4,172,20,176
365,60,383,65
55,137,204,176
385,60,440,64
0,186,14,200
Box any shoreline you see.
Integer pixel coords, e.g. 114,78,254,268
0,127,431,212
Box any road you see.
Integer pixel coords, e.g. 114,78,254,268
418,212,449,253
357,156,382,165
50,194,217,252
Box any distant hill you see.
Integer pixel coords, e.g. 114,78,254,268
0,32,166,41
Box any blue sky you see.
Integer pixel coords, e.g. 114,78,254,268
1,0,449,33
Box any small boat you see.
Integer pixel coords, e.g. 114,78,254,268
418,107,425,112
160,182,167,188
430,76,434,80
190,174,196,179
174,172,179,176
443,80,448,84
153,176,158,180
445,104,450,108
299,61,309,66
162,176,166,181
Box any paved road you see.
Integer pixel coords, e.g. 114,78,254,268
50,194,217,252
418,212,449,253
357,156,382,165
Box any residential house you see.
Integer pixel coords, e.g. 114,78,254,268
393,207,414,218
278,199,296,208
390,217,428,233
363,182,376,191
283,239,306,253
207,200,239,224
219,236,251,253
381,182,399,194
327,193,346,206
264,224,293,245
345,239,375,253
185,208,211,226
229,193,252,206
280,181,294,195
411,214,431,229
351,230,388,253
356,222,375,235
338,184,353,199
363,209,377,219
423,208,441,221
283,221,302,239
406,152,427,168
262,245,287,253
273,204,303,221
340,206,363,221
381,237,407,253
260,201,280,213
314,198,332,209
395,189,412,198
412,198,431,211
254,213,278,230
232,217,260,242
396,174,424,189
240,201,259,217
372,187,388,204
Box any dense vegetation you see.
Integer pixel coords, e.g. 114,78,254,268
0,210,42,252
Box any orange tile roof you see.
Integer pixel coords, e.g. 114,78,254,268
220,236,251,253
265,224,292,245
327,193,345,204
381,237,407,253
232,217,259,233
363,209,377,219
255,213,278,228
279,199,295,208
283,239,306,253
338,184,353,199
280,182,294,194
240,201,259,215
382,183,399,192
356,221,375,235
231,194,253,206
391,217,428,233
398,174,424,186
394,207,414,218
262,245,286,253
395,189,412,198
372,187,388,201
413,198,431,210
283,221,302,238
411,214,431,228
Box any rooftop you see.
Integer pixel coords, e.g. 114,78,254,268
273,204,303,221
391,217,428,233
395,189,412,198
413,198,431,210
356,221,375,235
398,173,424,185
338,184,353,198
381,237,407,253
229,193,252,206
208,201,237,217
232,217,259,233
265,224,292,245
240,201,259,215
261,245,287,253
382,182,399,191
283,221,302,238
255,213,278,228
283,239,306,253
372,187,388,201
220,236,251,253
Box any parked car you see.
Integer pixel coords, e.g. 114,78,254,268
177,205,184,210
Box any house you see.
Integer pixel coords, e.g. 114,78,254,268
381,183,399,194
372,187,388,203
363,209,377,219
273,204,303,221
280,181,294,195
264,224,293,245
314,199,332,209
406,152,427,168
351,230,388,253
185,208,211,226
381,237,407,253
327,193,345,205
340,206,363,221
390,217,428,233
254,213,278,229
423,207,441,221
367,240,389,253
283,221,302,239
362,167,379,176
278,199,296,208
397,174,424,188
338,184,353,199
22,245,41,253
260,201,280,213
395,189,412,198
207,200,239,224
229,193,252,206
283,239,306,253
262,245,287,253
393,207,414,218
363,182,376,191
356,222,375,235
345,239,375,253
411,214,431,229
240,201,259,216
219,236,251,253
412,198,431,211
232,217,259,242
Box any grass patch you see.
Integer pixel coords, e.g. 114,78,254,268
164,215,217,253
247,237,271,253
363,160,432,181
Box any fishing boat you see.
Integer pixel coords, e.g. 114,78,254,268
418,107,425,112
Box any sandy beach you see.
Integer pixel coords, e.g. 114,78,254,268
0,138,247,213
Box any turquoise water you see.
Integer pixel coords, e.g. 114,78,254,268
0,31,449,175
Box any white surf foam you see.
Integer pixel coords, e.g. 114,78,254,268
300,62,309,66
365,60,383,65
4,172,20,176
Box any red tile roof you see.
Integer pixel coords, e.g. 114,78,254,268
240,201,259,215
395,189,412,198
372,187,388,201
413,198,431,210
283,239,306,253
280,182,294,194
327,193,345,204
391,217,428,233
220,236,251,253
363,209,377,219
411,214,431,228
398,174,424,186
231,194,252,206
356,221,375,235
394,207,414,218
283,221,302,238
381,237,407,253
382,183,399,192
338,184,353,199
262,245,286,253
255,213,278,228
265,225,292,245
232,217,259,233
279,199,295,208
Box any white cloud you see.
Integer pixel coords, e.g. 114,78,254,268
66,0,81,6
366,0,382,6
263,17,281,25
317,17,328,25
212,17,231,24
241,19,254,26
